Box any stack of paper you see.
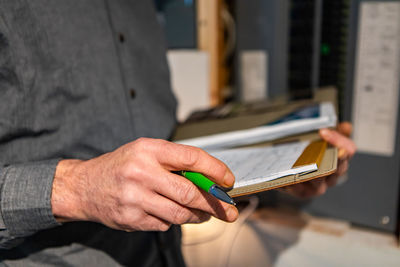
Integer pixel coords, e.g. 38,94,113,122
176,102,336,150
174,100,338,196
210,141,317,189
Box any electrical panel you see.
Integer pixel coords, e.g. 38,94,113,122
306,0,400,232
234,0,322,101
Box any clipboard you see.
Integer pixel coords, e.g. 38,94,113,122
173,88,339,197
227,139,337,197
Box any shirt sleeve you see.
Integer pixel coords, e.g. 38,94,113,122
0,160,61,249
0,8,62,250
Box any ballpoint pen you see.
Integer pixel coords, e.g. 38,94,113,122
176,170,236,206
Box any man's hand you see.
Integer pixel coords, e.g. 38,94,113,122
280,122,357,198
51,138,238,232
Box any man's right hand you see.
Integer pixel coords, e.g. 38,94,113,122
51,138,238,232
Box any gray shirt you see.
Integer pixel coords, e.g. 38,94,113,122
0,1,185,266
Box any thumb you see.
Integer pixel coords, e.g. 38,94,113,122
319,128,357,159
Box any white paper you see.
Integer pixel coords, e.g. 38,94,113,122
352,2,400,156
209,141,316,189
176,102,336,150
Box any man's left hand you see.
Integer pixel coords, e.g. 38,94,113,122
280,122,356,198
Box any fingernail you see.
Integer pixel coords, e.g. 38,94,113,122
223,172,235,187
320,129,330,138
338,149,347,159
227,207,238,221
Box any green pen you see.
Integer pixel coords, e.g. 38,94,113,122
177,170,236,206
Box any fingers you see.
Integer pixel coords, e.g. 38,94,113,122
154,140,235,188
337,122,353,137
150,168,238,222
283,158,350,198
308,178,328,195
280,121,355,199
316,159,349,189
279,183,306,198
335,158,349,177
115,208,172,232
292,178,328,198
133,215,171,232
300,159,349,197
336,122,354,159
338,148,348,159
316,160,348,189
281,178,329,199
319,128,357,159
143,193,212,225
119,138,238,228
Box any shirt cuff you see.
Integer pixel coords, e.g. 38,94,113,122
0,159,61,238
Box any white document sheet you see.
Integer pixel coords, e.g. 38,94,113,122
177,102,336,150
209,141,316,189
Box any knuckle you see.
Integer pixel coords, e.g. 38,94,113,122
158,223,171,232
181,147,201,168
118,161,135,179
148,138,167,150
119,186,136,205
178,183,197,206
135,137,149,146
192,212,211,224
114,215,130,229
213,161,228,178
127,164,146,180
115,208,139,229
170,206,191,224
133,137,153,153
118,160,148,182
118,187,145,213
316,184,327,196
136,214,160,232
201,214,211,223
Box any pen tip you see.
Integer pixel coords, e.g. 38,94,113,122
210,185,236,206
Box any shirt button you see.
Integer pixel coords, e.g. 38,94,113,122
118,33,125,43
129,89,136,99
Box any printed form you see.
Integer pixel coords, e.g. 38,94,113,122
209,141,316,189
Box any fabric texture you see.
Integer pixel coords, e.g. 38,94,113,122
0,0,184,266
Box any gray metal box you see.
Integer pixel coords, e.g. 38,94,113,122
306,0,400,232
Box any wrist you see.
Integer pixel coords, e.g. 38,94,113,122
51,159,88,223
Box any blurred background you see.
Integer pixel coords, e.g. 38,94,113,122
155,0,400,266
